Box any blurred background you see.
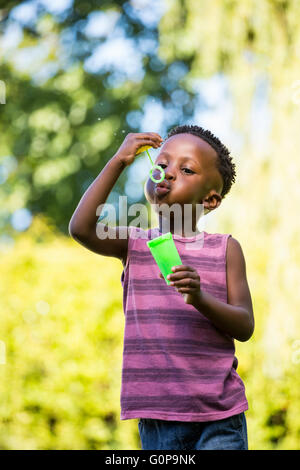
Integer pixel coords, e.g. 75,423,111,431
0,0,300,450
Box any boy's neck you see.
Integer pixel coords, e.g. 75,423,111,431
158,221,202,238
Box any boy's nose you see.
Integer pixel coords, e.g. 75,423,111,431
164,168,175,181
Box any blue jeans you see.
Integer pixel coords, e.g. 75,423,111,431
138,412,248,450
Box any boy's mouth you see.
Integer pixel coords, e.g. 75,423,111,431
155,186,169,195
156,180,170,189
155,181,170,195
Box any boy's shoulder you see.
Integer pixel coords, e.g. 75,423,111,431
203,230,232,242
225,236,248,279
208,232,243,250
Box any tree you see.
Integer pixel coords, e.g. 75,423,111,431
0,0,197,234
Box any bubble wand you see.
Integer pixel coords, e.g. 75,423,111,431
135,145,165,183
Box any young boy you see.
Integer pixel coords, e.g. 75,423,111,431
69,125,254,450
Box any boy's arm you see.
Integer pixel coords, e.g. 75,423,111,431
192,237,254,342
69,132,163,264
69,155,128,263
226,237,254,339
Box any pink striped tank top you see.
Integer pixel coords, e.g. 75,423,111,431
120,226,248,422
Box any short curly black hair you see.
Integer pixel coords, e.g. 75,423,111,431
166,124,236,199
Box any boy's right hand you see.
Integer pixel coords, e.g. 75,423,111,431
114,132,163,167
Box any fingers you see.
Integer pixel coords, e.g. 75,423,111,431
138,132,163,140
169,278,199,288
166,266,200,291
138,133,163,148
167,270,199,282
170,265,194,272
159,267,199,280
176,287,197,294
159,270,199,293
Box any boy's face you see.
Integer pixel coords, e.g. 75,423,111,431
144,133,223,213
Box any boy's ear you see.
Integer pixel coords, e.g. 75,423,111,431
203,191,222,212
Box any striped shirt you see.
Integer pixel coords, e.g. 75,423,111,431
120,226,248,422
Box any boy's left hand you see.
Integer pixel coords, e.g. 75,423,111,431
159,265,202,305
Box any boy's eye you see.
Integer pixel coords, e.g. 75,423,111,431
157,164,194,174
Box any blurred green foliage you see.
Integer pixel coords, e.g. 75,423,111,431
0,216,141,449
0,0,197,234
